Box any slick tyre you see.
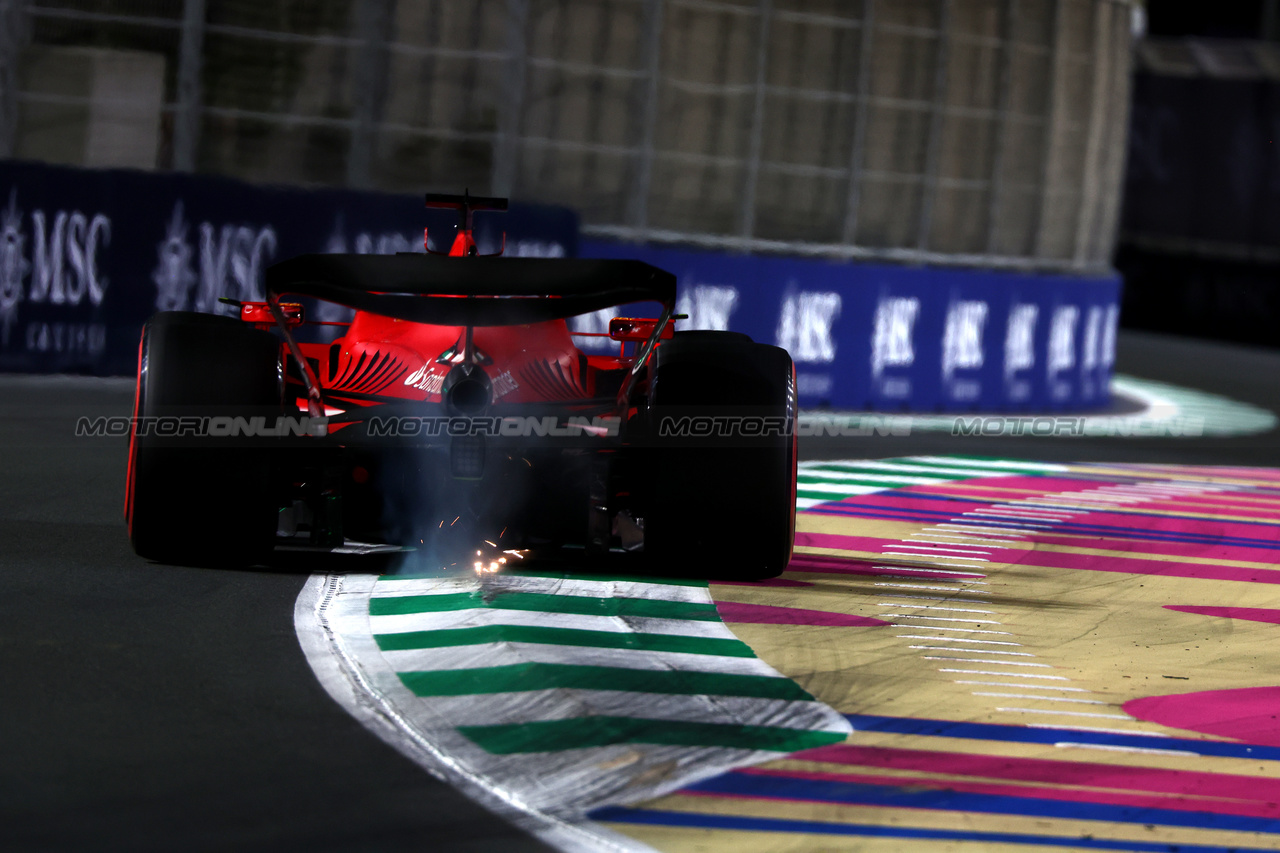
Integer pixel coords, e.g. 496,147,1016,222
125,311,281,566
645,331,797,581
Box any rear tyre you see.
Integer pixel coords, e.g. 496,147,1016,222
644,331,797,580
126,311,282,566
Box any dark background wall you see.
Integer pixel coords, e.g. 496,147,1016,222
1117,1,1280,347
1145,1,1278,40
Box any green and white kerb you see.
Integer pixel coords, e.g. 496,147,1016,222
797,456,1069,509
296,569,849,852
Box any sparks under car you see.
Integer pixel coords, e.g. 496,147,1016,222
124,194,797,579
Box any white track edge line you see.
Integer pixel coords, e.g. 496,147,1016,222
293,574,652,853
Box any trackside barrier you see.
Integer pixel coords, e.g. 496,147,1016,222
1,160,1119,412
580,240,1121,412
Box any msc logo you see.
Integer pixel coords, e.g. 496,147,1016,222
151,200,276,314
871,296,919,377
678,283,739,332
942,300,988,379
0,189,112,347
941,299,989,402
1004,304,1038,377
776,288,841,364
1047,305,1080,400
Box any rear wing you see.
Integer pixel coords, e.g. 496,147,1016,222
423,191,508,256
265,254,676,327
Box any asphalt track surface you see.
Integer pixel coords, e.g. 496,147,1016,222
1,329,1277,852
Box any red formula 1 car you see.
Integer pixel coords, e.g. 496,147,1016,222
124,194,796,580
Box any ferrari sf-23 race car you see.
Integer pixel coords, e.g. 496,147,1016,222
125,193,797,580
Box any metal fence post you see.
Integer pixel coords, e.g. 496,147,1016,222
842,0,875,245
738,0,771,240
1032,0,1065,257
492,0,529,199
915,0,953,252
1073,0,1112,266
172,0,207,172
627,0,664,231
985,0,1018,255
0,0,30,159
348,0,395,189
1091,3,1131,267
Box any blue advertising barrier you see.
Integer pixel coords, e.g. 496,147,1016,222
581,240,1121,412
1,160,1119,412
0,160,577,375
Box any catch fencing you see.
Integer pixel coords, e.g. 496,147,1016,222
1,0,1134,274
